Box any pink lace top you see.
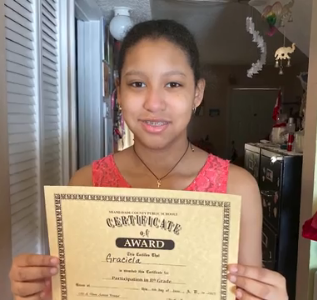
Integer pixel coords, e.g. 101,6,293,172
92,154,230,193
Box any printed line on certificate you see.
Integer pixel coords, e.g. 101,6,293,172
103,278,185,285
90,285,138,291
141,262,186,267
101,261,186,267
77,295,127,299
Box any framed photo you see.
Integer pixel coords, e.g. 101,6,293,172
209,108,220,117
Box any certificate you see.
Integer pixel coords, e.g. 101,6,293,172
44,186,241,300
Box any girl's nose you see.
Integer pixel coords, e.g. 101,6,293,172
143,87,166,112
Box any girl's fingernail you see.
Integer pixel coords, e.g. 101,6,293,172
50,257,59,265
236,289,243,299
50,268,58,275
229,265,238,273
229,275,237,283
45,279,51,287
40,292,46,299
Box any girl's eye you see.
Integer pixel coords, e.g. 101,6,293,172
131,82,146,88
166,82,181,88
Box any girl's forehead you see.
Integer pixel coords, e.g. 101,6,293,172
123,39,190,67
126,39,185,56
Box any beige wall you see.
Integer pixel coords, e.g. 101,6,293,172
0,0,13,298
188,63,309,157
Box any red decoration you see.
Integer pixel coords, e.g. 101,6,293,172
302,212,317,242
272,90,282,123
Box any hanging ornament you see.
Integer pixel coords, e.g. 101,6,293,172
274,43,296,75
246,17,267,78
280,0,294,26
262,0,294,36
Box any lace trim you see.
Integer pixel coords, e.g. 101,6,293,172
92,154,229,193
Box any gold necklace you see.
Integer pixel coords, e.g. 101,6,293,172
133,141,194,188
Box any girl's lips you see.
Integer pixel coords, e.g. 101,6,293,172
140,120,170,134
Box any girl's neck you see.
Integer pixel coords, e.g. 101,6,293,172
132,135,191,176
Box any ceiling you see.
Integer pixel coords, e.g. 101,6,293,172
96,0,309,65
95,0,151,24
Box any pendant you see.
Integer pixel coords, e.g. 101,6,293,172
157,180,161,188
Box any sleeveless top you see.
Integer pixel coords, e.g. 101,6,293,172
92,154,230,193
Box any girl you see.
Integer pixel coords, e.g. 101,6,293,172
9,20,287,300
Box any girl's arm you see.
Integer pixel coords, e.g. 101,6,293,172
227,164,263,267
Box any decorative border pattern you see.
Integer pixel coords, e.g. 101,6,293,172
54,195,67,300
54,193,231,300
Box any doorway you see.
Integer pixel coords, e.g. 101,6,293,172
227,88,280,165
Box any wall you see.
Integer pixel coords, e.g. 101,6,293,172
188,63,309,158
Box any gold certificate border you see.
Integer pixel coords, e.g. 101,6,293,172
54,193,231,300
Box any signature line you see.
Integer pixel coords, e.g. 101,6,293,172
77,296,127,299
141,263,186,267
101,262,186,267
90,286,138,291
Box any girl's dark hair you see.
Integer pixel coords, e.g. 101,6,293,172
118,19,201,84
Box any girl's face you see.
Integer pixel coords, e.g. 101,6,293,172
118,38,205,149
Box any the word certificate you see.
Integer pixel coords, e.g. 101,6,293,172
44,186,241,300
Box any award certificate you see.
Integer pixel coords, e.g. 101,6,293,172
44,186,241,300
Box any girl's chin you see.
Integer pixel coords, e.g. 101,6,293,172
134,136,173,150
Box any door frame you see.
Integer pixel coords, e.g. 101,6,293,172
75,0,105,169
296,0,317,297
60,0,78,180
226,87,282,160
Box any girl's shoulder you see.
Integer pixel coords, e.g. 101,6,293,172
227,163,258,194
68,154,116,187
68,164,93,186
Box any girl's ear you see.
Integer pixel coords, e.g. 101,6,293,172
194,78,206,108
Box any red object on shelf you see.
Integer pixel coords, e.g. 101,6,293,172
287,133,294,151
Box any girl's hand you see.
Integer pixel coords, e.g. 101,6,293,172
228,264,288,300
9,254,59,300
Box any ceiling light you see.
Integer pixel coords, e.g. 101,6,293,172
109,7,133,41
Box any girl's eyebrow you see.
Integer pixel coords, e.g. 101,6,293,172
124,70,186,77
124,70,145,77
162,70,186,77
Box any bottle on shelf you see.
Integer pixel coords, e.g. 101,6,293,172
286,117,296,151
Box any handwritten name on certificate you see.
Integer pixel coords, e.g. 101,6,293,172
44,186,241,300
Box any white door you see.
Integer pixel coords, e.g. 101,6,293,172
4,0,64,258
40,0,62,187
5,0,40,258
0,0,72,297
228,89,279,161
